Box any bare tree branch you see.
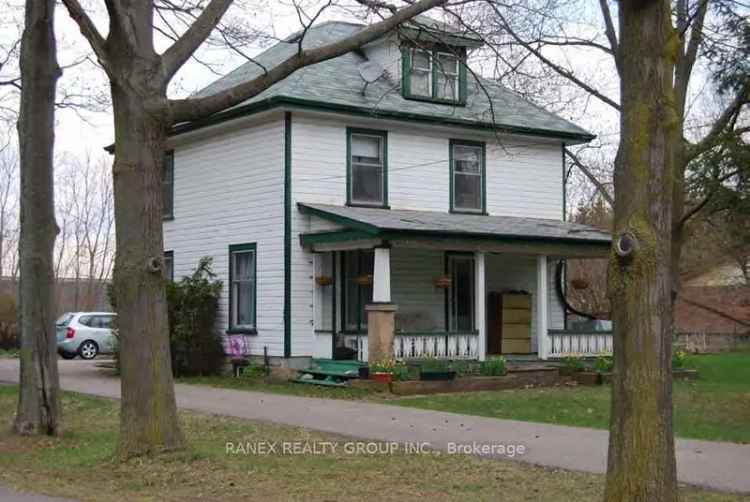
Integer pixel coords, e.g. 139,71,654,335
161,0,234,80
59,0,109,67
565,148,614,206
170,0,448,123
484,0,621,111
597,0,619,69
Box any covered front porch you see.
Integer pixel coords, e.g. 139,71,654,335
300,203,613,363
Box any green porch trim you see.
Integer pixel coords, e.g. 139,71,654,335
300,230,376,247
449,138,486,215
346,127,389,208
284,111,292,358
297,203,381,234
228,242,257,333
167,95,596,144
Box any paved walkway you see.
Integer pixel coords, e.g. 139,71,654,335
0,359,748,494
0,486,74,502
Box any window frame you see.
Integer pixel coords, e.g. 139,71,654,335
163,250,174,282
162,150,175,220
444,252,477,333
449,139,486,214
346,127,389,208
341,249,374,334
227,243,258,335
402,46,467,105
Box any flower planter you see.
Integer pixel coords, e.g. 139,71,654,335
353,274,373,286
573,371,601,385
420,370,457,381
315,276,333,286
372,372,393,384
559,367,576,377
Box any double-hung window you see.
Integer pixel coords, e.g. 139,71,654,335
163,251,174,282
347,128,387,207
450,140,485,213
435,52,459,101
162,151,174,219
229,243,257,333
403,47,466,104
410,49,432,97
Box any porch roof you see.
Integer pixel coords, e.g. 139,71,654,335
298,203,611,254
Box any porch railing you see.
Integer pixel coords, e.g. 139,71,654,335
548,329,613,358
343,332,479,362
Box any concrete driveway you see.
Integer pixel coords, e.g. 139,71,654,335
0,358,748,494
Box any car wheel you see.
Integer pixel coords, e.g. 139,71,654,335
78,340,99,360
60,352,76,360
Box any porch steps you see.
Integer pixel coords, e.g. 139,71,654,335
292,359,365,387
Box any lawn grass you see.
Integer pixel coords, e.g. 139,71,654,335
393,352,750,444
0,385,744,502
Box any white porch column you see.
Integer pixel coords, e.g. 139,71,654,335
536,255,550,360
475,251,486,361
372,246,391,303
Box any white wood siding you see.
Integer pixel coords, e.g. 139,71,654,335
163,114,286,357
290,111,565,357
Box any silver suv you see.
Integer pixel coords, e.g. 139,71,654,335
56,312,118,360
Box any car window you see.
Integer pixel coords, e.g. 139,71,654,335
56,313,74,327
99,316,115,329
78,315,94,327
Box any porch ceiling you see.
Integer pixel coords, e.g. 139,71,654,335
298,203,611,257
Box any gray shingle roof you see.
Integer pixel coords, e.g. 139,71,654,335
298,203,612,245
192,21,593,141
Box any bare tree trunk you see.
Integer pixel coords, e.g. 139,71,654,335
15,0,61,436
110,78,183,456
604,0,678,500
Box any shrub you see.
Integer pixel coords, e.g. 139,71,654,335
561,354,585,372
594,355,614,374
479,356,507,376
167,257,225,377
0,294,18,351
672,350,689,369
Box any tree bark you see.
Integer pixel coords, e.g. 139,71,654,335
604,1,679,500
110,71,184,456
15,0,62,436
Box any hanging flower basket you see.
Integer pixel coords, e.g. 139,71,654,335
433,275,452,289
571,278,590,290
315,275,333,286
354,274,373,286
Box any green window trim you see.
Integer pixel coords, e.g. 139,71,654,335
163,250,174,282
346,127,389,209
449,138,486,214
162,150,175,220
402,46,468,105
444,252,476,332
228,242,258,335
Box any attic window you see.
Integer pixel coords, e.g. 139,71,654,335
402,47,466,104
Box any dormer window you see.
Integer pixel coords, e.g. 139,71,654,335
402,47,466,104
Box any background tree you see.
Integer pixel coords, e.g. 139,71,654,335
14,0,62,436
60,0,449,457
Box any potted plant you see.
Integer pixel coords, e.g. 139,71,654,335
353,274,373,286
370,358,395,384
433,275,452,289
571,278,590,290
315,275,333,286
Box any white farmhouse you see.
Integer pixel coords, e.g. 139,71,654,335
162,18,613,368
